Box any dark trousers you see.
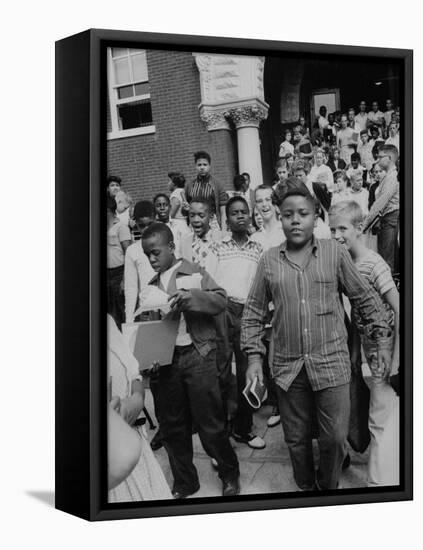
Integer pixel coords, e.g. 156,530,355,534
225,300,254,437
276,367,350,490
377,210,399,274
107,265,125,329
158,344,239,494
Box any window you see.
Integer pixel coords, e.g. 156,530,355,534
107,48,155,139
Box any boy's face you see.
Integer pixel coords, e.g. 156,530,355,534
386,100,393,111
348,109,355,121
294,168,307,184
276,166,288,181
285,131,292,142
329,214,361,252
227,200,250,234
359,101,366,112
372,102,379,112
361,133,368,144
341,116,348,129
189,201,210,236
351,175,363,192
351,158,359,169
136,216,154,237
335,177,346,192
373,164,386,181
277,165,289,182
377,151,392,171
371,128,379,140
243,174,250,190
333,149,340,160
154,196,170,222
108,182,121,197
196,158,211,177
168,178,175,192
142,233,175,273
255,188,275,221
280,195,316,248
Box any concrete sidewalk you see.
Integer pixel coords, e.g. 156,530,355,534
143,390,369,498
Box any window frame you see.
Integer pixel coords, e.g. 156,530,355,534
107,47,156,140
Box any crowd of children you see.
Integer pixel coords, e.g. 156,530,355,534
106,97,401,501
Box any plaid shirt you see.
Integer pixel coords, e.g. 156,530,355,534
214,235,263,304
241,238,392,391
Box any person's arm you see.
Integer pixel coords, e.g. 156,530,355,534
168,268,227,315
169,195,181,219
383,287,399,375
240,256,271,384
119,379,145,426
337,245,392,376
326,166,334,191
363,176,398,231
108,406,142,490
118,222,132,254
124,249,139,323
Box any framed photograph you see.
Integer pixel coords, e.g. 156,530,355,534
55,28,412,521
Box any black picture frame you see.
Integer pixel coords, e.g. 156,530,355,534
55,28,413,521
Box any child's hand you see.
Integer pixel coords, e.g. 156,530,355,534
246,357,264,386
377,348,392,379
168,289,192,311
119,393,143,426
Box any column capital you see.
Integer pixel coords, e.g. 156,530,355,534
198,105,231,131
224,98,269,129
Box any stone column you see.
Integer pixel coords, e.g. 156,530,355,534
225,100,268,189
193,53,269,189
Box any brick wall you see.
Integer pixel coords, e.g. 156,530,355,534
107,49,237,203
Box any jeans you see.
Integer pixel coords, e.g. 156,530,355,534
225,300,254,437
378,210,399,273
276,366,350,490
158,344,239,494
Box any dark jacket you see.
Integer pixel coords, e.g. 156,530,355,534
149,259,227,357
327,158,347,172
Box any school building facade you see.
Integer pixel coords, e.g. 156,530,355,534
107,47,400,202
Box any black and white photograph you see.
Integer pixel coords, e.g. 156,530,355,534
105,43,405,503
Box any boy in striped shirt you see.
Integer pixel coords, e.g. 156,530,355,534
329,200,399,486
241,188,392,491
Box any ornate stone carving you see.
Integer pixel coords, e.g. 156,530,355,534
199,107,231,131
225,102,269,129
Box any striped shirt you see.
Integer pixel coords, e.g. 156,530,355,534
353,250,396,333
214,235,263,304
240,238,392,391
363,168,399,230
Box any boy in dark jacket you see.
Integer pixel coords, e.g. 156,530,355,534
142,222,240,498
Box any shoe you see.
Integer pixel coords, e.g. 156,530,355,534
210,458,218,470
342,453,351,470
231,432,266,449
222,478,240,497
267,413,281,428
172,484,200,499
150,431,164,451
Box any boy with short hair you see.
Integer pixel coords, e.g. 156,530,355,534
153,193,183,257
184,151,228,230
214,196,265,449
348,172,369,216
241,187,392,491
124,200,156,323
180,198,221,275
329,200,399,486
142,222,240,497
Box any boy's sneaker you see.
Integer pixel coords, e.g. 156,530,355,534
267,407,281,428
231,431,266,449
